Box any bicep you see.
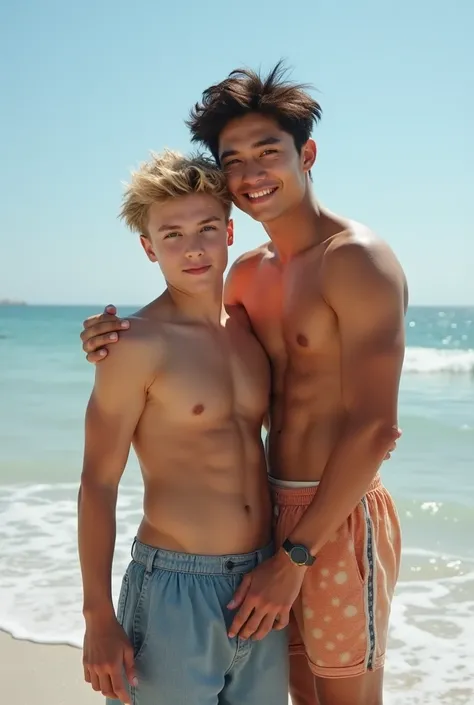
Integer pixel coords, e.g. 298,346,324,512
341,316,405,422
327,244,406,421
82,350,150,483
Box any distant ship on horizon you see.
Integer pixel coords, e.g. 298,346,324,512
0,298,27,306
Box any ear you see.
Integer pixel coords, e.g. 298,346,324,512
140,235,158,262
301,139,317,173
226,219,234,247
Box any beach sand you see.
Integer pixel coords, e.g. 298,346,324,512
0,630,101,705
2,627,474,705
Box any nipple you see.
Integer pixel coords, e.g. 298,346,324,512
296,334,309,347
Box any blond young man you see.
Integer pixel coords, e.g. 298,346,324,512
77,150,288,705
80,63,405,705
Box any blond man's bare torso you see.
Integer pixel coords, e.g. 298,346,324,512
84,293,272,555
225,215,408,482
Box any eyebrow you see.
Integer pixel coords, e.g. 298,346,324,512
220,136,282,162
158,216,222,233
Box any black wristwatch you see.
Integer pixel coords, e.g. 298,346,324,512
282,539,315,567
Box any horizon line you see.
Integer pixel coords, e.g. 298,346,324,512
2,302,473,309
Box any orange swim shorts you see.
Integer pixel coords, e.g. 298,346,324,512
271,474,401,679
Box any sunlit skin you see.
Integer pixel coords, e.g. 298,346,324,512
78,192,277,702
219,114,406,705
79,115,406,705
219,114,313,224
141,194,233,295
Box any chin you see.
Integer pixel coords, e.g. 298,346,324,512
184,270,223,288
247,206,286,224
236,197,286,223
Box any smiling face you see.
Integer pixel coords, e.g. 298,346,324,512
140,193,233,292
218,113,317,223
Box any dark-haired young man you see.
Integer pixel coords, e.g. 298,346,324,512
80,63,407,705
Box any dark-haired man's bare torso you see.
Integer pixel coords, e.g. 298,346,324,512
225,227,407,482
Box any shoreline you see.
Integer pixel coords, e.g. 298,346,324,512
1,626,473,705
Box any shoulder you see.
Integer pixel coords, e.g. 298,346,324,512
225,242,271,304
231,241,272,269
95,304,167,384
224,303,253,332
321,223,408,308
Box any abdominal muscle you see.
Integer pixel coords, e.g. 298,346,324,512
133,423,272,555
267,372,346,482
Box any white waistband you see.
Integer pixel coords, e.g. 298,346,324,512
268,475,320,489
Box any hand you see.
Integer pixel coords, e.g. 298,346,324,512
83,616,137,703
384,426,402,460
227,550,305,641
80,305,130,363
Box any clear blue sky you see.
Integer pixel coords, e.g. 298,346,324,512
1,0,472,306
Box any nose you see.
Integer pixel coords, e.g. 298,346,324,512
241,159,267,186
185,233,205,259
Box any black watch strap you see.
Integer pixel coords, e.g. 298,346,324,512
282,539,315,566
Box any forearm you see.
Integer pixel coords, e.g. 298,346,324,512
78,477,118,621
288,417,398,555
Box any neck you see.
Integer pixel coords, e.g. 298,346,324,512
263,188,328,262
165,280,226,326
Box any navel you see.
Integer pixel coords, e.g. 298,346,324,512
192,404,204,415
296,334,309,347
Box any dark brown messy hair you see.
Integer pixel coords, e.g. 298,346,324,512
187,60,322,163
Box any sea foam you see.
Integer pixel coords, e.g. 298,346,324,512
1,482,473,704
403,347,474,374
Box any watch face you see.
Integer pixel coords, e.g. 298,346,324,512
291,546,308,565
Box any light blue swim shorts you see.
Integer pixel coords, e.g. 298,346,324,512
106,538,289,705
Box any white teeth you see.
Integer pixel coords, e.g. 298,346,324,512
247,188,275,199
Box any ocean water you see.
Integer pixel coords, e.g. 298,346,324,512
0,305,473,704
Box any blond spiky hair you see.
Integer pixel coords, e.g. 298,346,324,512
119,149,232,236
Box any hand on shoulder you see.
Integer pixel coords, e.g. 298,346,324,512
92,309,165,404
80,305,130,363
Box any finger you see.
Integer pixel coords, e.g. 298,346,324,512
81,313,116,333
81,306,118,331
89,671,101,692
98,672,116,699
273,610,290,630
227,574,252,610
123,645,138,688
110,669,131,704
83,331,120,354
83,665,91,683
81,318,129,343
239,607,268,639
86,349,108,364
228,599,255,638
252,613,277,641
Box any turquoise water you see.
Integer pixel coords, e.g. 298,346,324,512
0,305,473,703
